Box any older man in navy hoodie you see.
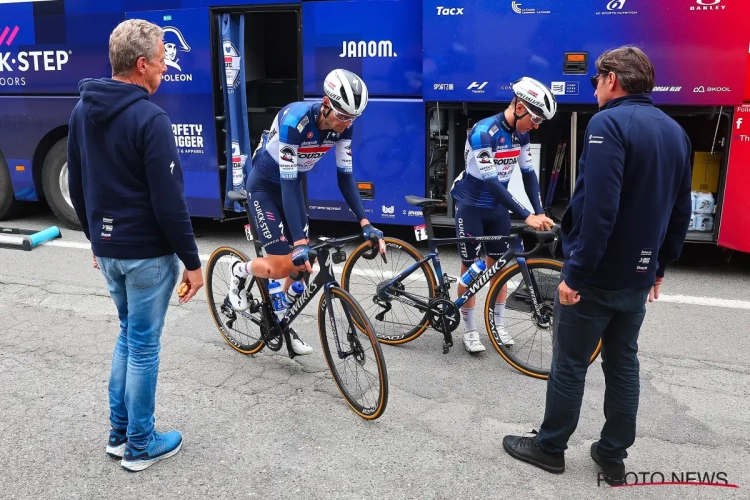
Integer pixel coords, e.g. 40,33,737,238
503,46,693,484
67,19,203,472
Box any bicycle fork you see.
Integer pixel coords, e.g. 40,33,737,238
325,285,365,364
516,257,550,327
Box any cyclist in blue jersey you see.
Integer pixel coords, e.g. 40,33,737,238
450,76,557,353
228,69,385,355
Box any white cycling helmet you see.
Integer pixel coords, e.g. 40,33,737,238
323,69,369,117
512,77,557,120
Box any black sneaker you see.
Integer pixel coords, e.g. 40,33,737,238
502,430,565,474
590,442,625,485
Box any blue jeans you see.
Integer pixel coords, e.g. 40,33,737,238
97,254,180,448
536,275,650,465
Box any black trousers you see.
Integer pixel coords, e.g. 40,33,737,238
536,276,650,465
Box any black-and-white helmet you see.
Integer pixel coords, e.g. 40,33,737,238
323,69,369,117
512,77,557,120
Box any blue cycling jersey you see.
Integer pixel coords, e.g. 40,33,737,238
450,113,544,218
247,101,366,243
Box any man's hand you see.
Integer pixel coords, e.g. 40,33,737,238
92,253,99,269
525,213,555,231
291,241,314,274
558,280,580,306
178,267,204,304
648,277,664,303
361,221,386,255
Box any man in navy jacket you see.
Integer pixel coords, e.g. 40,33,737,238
503,46,693,484
67,19,203,472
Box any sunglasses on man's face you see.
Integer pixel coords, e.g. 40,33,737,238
522,104,544,125
590,74,600,90
328,105,357,123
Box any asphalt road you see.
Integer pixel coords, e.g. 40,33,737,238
1,204,749,499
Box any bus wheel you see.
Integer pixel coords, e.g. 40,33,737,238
0,153,20,221
42,138,81,231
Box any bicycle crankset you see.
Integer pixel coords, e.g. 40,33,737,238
427,298,460,354
260,308,284,351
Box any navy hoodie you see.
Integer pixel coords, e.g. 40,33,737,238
561,94,692,291
67,78,201,271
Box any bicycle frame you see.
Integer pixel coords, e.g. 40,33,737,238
376,203,547,323
237,192,362,360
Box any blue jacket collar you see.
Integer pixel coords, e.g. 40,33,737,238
600,93,653,111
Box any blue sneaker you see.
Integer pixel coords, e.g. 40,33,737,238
106,429,127,458
120,430,183,472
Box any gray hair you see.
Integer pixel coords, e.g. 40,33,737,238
595,45,655,95
109,19,163,76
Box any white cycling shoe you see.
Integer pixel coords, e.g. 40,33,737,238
289,328,313,355
463,330,486,353
494,325,515,347
228,262,249,311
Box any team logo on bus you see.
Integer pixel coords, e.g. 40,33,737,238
162,27,193,82
223,41,241,90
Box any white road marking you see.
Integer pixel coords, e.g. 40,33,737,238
36,239,750,310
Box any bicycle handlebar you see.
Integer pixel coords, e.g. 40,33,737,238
515,225,561,258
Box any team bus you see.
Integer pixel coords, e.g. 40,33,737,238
0,0,749,254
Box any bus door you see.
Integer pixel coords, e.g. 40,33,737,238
718,105,750,253
125,8,224,218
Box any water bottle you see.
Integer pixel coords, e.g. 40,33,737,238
268,280,287,320
284,281,306,307
459,259,487,287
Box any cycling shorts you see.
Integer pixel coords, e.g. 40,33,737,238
454,201,511,267
247,191,296,256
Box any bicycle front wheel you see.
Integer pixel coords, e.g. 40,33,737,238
483,258,603,379
205,246,265,355
318,286,389,420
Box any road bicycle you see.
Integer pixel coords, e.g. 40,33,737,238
340,195,602,379
205,189,389,419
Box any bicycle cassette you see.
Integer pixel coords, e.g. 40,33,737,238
427,298,461,334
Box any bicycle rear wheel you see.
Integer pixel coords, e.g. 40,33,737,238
205,246,265,355
318,286,389,420
483,258,603,379
341,237,437,344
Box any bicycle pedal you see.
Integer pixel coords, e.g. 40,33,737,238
332,249,346,264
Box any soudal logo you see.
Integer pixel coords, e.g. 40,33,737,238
690,0,725,10
163,27,193,82
339,40,397,58
231,140,246,188
0,26,71,87
222,39,240,89
494,158,517,166
436,6,464,15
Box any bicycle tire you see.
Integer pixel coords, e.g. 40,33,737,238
484,258,603,379
205,246,265,355
317,285,389,420
341,237,437,344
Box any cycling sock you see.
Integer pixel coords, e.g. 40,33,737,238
461,307,476,332
232,261,251,279
494,303,506,327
